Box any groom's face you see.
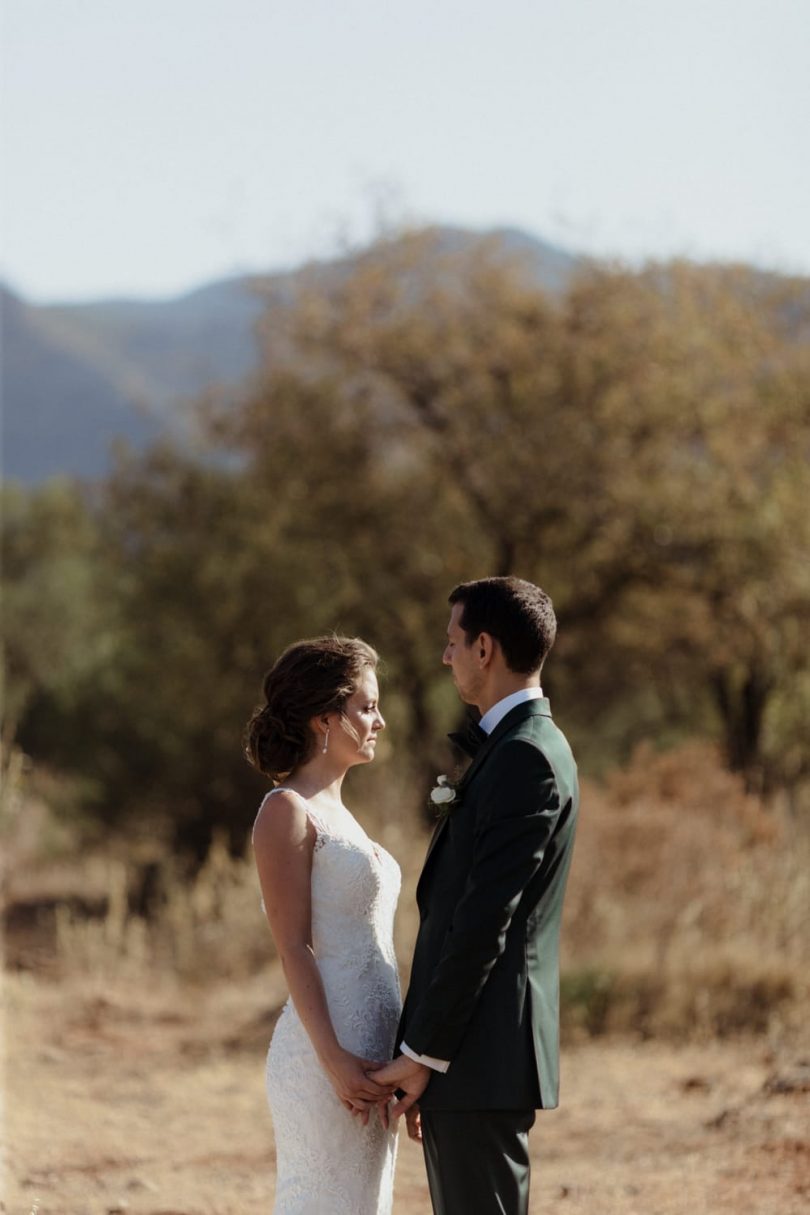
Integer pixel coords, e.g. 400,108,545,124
443,603,484,706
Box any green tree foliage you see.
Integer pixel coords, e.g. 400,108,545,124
276,234,810,790
4,232,809,857
1,480,113,754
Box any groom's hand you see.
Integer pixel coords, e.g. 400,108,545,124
405,1104,422,1143
368,1056,430,1118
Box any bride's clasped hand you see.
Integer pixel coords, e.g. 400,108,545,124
323,1046,396,1125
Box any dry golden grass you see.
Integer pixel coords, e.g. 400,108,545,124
8,742,806,1036
560,742,809,1040
2,742,809,1212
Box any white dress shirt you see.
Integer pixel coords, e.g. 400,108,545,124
401,685,544,1072
478,685,544,735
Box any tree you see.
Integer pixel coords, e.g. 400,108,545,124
273,234,810,791
6,231,808,860
1,480,112,754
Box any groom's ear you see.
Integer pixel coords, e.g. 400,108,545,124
477,632,495,665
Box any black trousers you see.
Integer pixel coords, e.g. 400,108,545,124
420,1108,536,1215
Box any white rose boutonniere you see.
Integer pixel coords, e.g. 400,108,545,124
429,774,458,817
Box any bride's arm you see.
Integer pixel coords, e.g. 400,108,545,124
252,792,394,1116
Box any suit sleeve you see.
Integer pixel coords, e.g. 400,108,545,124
402,739,563,1061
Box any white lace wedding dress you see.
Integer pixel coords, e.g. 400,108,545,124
259,788,402,1214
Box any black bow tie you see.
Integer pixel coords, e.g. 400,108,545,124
447,718,488,759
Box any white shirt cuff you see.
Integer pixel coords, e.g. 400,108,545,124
400,1040,450,1074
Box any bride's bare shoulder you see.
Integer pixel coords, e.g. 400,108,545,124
253,788,312,850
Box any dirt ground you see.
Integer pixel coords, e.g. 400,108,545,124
2,969,808,1215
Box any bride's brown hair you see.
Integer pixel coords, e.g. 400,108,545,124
244,636,378,780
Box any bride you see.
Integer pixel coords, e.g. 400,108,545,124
245,636,401,1215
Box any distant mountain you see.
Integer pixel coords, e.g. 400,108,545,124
1,286,161,483
1,227,580,484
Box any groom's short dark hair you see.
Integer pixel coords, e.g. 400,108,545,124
449,577,556,674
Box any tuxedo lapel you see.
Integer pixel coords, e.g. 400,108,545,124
421,813,449,872
456,697,552,793
418,698,552,891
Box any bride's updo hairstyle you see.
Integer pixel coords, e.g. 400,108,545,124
244,636,378,780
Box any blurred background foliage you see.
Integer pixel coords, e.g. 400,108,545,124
3,230,810,863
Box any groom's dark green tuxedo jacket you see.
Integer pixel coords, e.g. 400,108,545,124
399,698,579,1111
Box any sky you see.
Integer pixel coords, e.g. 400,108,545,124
2,0,809,302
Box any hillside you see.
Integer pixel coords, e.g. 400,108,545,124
1,226,580,483
1,286,161,482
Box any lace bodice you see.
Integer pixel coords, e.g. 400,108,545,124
258,787,402,1214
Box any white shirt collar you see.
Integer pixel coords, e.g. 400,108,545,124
478,686,545,735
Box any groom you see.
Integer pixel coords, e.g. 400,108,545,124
375,577,579,1215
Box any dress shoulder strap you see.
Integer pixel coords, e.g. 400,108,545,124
258,786,330,839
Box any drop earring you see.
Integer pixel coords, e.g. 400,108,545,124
322,726,330,754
